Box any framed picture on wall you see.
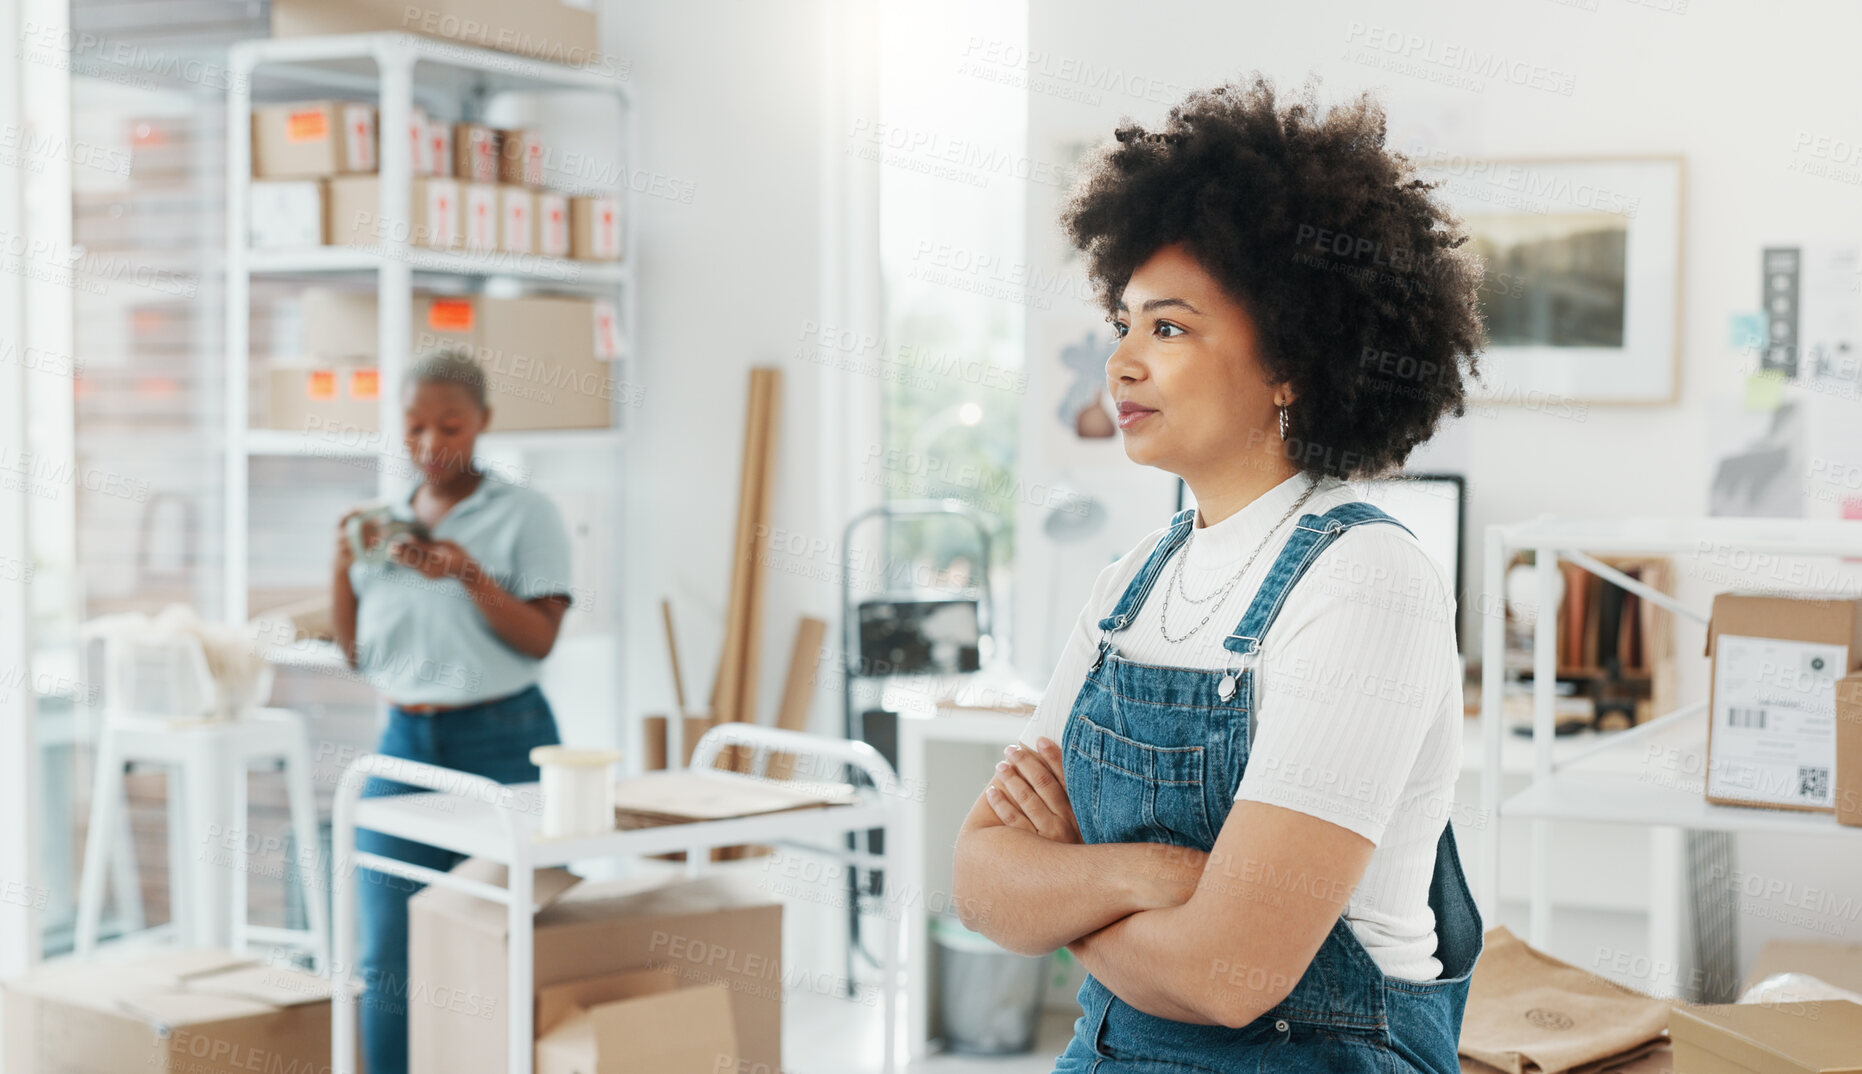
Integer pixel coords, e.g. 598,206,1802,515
1421,155,1685,405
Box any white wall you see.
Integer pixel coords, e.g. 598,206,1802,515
608,0,839,745
1017,0,1862,981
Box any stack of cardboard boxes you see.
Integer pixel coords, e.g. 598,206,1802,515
250,102,623,262
265,286,625,436
3,870,784,1074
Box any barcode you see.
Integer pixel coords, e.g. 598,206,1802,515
1727,707,1766,729
1799,766,1830,800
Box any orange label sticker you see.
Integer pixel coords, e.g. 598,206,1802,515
287,109,329,142
306,369,337,399
428,298,475,332
349,368,380,400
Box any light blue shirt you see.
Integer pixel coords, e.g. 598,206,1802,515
348,471,574,706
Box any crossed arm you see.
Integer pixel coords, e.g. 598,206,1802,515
950,737,1375,1029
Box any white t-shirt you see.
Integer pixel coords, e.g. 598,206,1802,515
1018,472,1463,981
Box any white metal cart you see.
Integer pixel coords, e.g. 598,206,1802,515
331,724,906,1074
1477,516,1862,982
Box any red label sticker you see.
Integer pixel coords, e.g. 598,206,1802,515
428,298,475,332
287,109,329,142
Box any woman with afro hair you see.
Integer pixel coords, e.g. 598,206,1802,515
953,74,1487,1073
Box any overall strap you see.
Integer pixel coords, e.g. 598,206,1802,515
1096,508,1197,632
1221,501,1414,656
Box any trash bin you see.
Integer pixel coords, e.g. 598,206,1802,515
932,914,1049,1055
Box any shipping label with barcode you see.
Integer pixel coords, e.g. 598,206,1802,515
1709,634,1845,807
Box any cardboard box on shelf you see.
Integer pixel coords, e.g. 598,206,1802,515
299,286,472,357
292,292,606,432
412,294,479,357
1,948,337,1074
1704,592,1862,812
249,180,324,248
252,100,376,178
570,195,623,261
478,294,610,430
407,861,781,1074
536,192,570,257
325,176,462,249
496,128,545,187
404,105,434,176
462,182,499,252
271,0,600,67
534,967,738,1074
427,119,454,178
1669,1000,1862,1074
266,363,381,436
1838,671,1862,826
455,123,497,183
592,298,624,361
499,186,535,254
301,288,380,363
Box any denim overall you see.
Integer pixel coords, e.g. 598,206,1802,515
1053,502,1483,1073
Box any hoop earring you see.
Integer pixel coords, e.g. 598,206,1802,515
1278,404,1290,440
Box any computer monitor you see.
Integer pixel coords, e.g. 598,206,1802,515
1355,473,1467,651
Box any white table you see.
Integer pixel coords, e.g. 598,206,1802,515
331,724,904,1074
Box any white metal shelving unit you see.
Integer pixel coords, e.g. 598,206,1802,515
223,32,636,628
1478,516,1862,965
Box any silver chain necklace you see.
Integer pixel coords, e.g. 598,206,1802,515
1158,478,1318,644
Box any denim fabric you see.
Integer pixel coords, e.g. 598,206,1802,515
1053,504,1483,1073
355,684,561,1074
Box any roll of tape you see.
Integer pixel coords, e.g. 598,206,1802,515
532,746,623,839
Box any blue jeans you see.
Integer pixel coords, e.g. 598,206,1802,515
355,684,561,1074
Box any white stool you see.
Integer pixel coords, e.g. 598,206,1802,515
74,707,330,971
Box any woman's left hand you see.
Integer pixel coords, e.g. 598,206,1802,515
388,537,478,582
986,737,1081,844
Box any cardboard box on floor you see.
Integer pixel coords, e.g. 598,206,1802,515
2,948,338,1074
408,860,781,1074
1704,593,1862,812
271,0,599,66
536,965,737,1074
1669,1000,1862,1074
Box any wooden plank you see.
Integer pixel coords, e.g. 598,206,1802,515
711,368,773,727
661,599,690,718
767,616,828,781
